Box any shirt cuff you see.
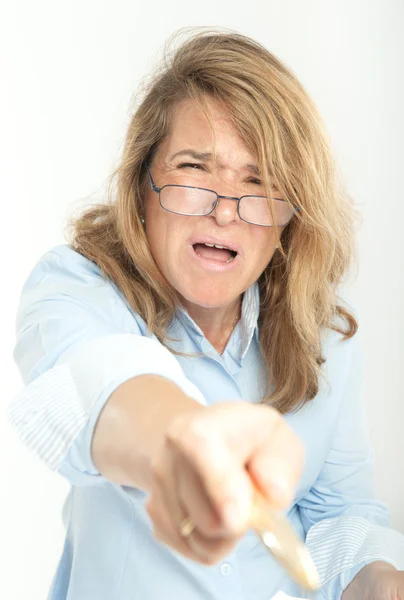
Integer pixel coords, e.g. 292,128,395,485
9,333,207,479
305,516,404,598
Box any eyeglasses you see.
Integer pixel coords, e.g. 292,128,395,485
146,165,298,227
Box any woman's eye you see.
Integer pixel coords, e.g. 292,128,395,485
177,162,205,170
248,178,278,190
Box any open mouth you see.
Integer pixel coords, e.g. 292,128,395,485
192,242,238,264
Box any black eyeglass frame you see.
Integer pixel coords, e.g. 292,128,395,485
146,165,299,227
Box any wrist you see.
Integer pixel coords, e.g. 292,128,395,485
92,374,204,490
126,375,205,491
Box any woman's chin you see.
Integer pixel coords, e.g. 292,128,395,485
177,288,242,310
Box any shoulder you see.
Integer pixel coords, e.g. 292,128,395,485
22,244,104,288
19,244,108,312
17,244,144,332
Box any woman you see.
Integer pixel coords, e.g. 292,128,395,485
10,29,404,599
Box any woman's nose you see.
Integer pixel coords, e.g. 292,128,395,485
209,196,240,227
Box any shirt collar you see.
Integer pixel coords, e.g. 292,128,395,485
239,282,260,359
176,282,260,360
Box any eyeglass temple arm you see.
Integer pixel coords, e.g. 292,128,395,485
146,164,161,193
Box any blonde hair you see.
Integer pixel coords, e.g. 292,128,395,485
67,27,358,413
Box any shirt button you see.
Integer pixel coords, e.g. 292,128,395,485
219,562,232,576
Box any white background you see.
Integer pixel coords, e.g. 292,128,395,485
1,1,403,598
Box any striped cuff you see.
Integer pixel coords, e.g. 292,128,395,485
9,333,207,471
305,516,404,595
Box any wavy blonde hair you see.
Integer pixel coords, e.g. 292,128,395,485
67,27,358,414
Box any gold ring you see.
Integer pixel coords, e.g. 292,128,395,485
179,516,195,537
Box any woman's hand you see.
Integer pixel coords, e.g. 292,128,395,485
342,561,404,600
145,400,304,565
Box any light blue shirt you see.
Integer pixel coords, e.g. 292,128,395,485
9,244,404,599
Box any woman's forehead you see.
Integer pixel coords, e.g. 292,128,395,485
170,98,246,141
158,100,259,170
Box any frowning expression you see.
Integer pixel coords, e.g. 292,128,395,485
143,97,286,310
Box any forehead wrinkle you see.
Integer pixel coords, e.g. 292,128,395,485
168,148,261,176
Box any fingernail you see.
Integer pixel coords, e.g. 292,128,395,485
223,495,252,532
268,478,293,507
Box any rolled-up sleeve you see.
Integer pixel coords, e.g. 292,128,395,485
299,331,404,598
9,247,206,486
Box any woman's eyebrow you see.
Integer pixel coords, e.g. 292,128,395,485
169,149,212,161
169,149,261,176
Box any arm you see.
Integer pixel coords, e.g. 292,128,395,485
298,331,404,599
9,246,206,487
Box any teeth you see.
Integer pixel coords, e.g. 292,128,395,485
226,255,236,263
203,243,230,250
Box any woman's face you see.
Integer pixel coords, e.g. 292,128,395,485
143,97,283,310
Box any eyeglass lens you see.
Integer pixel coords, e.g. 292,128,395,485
160,185,294,226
